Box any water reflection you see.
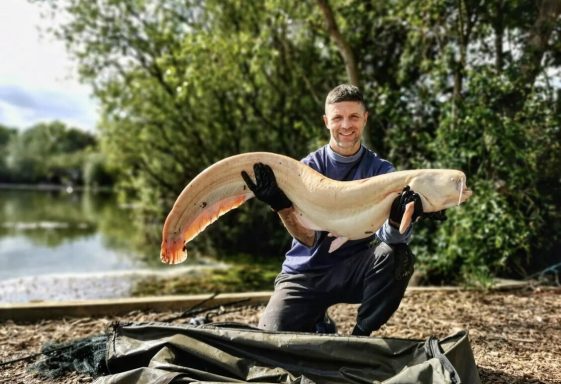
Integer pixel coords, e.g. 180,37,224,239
0,189,151,280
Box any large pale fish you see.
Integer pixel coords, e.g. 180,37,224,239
161,152,473,264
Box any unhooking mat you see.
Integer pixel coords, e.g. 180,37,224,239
90,322,481,384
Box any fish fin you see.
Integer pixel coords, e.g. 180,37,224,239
160,236,188,265
161,193,251,264
399,201,415,234
328,236,349,253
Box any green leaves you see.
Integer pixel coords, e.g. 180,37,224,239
44,0,561,282
3,122,98,185
415,67,561,284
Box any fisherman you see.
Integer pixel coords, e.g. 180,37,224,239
242,84,445,336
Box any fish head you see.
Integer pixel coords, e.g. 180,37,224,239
408,169,473,212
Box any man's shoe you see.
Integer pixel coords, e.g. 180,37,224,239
315,314,337,334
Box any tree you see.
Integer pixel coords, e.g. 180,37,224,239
364,0,561,283
0,124,16,182
44,0,342,257
7,121,97,184
44,0,561,283
314,0,372,148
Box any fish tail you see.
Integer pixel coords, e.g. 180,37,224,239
160,236,187,264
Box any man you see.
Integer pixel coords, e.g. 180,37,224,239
242,84,435,336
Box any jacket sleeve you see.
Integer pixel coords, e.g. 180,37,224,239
376,221,413,244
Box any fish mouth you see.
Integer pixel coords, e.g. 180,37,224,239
456,176,473,205
458,187,473,205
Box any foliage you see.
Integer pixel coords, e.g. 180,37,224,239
0,121,115,187
45,0,342,257
44,0,561,284
132,255,280,296
374,1,561,284
0,124,17,182
422,71,561,283
83,153,118,189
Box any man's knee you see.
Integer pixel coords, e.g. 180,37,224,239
257,273,325,332
258,305,320,332
258,308,287,331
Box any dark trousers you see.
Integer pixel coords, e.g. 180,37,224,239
258,242,415,334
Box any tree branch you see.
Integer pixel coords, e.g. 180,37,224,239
493,0,505,72
518,0,561,88
315,0,372,148
315,0,360,87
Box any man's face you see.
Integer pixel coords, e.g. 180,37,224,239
323,101,368,156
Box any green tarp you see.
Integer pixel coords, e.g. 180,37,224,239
93,322,481,384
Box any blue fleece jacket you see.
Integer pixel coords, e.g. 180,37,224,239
281,144,412,273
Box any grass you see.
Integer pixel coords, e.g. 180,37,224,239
132,254,281,296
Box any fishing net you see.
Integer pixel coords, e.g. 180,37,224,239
25,297,225,379
28,334,108,379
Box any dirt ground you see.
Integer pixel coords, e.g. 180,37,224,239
1,287,560,383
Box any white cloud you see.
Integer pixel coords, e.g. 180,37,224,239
0,84,96,129
0,0,98,131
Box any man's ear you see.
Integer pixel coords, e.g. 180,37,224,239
323,114,328,128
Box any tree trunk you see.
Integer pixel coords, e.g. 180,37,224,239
493,1,504,72
315,0,361,86
518,0,561,90
315,0,372,148
503,0,561,115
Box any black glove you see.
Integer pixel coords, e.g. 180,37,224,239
241,163,292,212
389,186,423,229
390,186,448,230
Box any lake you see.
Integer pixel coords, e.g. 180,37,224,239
0,188,210,302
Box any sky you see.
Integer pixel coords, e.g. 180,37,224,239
0,0,98,132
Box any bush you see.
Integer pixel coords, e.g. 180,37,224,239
83,153,117,189
414,69,561,284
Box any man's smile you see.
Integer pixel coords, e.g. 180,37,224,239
324,100,368,156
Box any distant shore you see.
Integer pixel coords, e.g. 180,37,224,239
0,183,112,192
0,264,228,304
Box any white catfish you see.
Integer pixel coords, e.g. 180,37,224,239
161,152,472,264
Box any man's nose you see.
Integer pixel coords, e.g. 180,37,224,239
341,118,352,129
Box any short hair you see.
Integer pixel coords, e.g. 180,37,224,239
325,84,367,111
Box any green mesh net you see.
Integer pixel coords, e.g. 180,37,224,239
29,334,108,379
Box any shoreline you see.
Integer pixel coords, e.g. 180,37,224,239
0,263,530,305
0,283,543,322
0,183,112,192
0,264,228,304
